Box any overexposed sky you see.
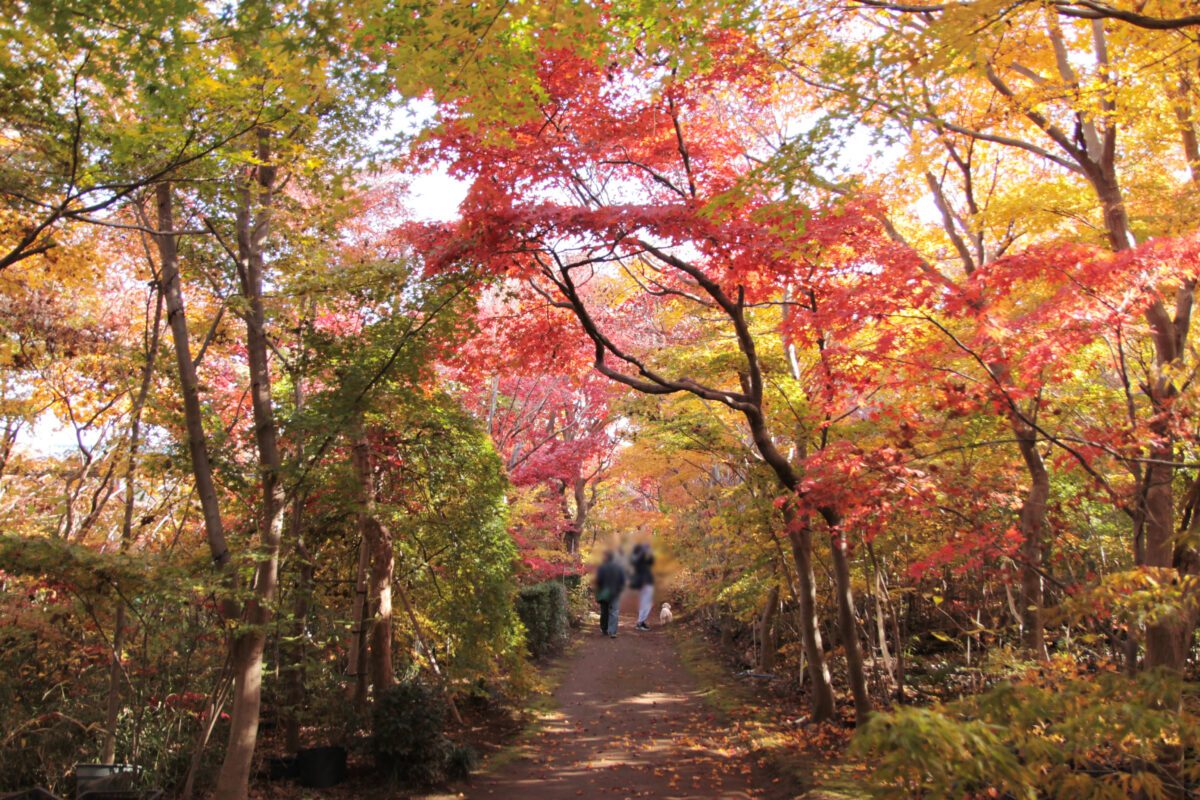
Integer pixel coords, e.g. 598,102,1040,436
406,168,469,222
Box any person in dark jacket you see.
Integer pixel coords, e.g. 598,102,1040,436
630,543,655,630
594,550,626,638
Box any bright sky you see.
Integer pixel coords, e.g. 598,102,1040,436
406,169,469,222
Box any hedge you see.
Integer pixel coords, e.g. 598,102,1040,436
515,581,568,659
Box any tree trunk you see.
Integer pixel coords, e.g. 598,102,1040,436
828,523,870,726
395,575,464,726
1168,71,1200,184
566,475,589,554
873,569,894,683
1140,287,1197,670
0,418,21,479
352,426,395,692
348,536,370,708
283,366,311,753
155,179,258,797
217,635,272,800
1138,290,1194,672
1145,445,1187,670
1085,124,1197,672
214,131,287,800
153,183,233,587
1013,418,1049,660
102,288,163,763
866,541,903,700
890,590,906,703
783,507,836,721
1033,16,1195,672
101,604,128,764
759,585,780,672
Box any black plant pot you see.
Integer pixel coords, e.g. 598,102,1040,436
265,755,300,780
296,746,347,789
74,765,137,799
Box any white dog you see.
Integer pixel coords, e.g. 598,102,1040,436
659,602,673,625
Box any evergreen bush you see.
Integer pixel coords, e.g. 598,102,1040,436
370,680,453,786
515,581,568,659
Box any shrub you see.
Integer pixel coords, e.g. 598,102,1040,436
564,574,593,628
445,743,478,779
370,681,453,786
515,581,568,659
853,664,1200,799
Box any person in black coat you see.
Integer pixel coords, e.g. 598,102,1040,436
630,543,655,630
594,550,626,638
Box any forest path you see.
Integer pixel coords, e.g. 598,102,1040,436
427,601,795,800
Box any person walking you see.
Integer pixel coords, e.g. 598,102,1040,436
594,550,626,638
631,543,655,631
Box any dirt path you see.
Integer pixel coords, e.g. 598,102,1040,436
432,611,796,800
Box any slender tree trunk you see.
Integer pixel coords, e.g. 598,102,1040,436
352,427,395,692
1081,121,1198,671
864,575,880,678
181,669,233,800
1145,446,1187,669
865,542,903,700
485,375,500,432
759,585,780,672
1130,261,1195,673
566,476,589,554
1013,418,1049,660
776,325,852,720
552,479,577,553
395,576,463,726
155,178,257,798
153,183,233,585
890,590,906,703
348,536,370,708
1140,279,1197,671
1168,71,1200,184
783,506,835,721
283,374,311,753
214,131,287,800
102,289,164,763
101,604,128,764
1030,17,1198,670
827,522,870,726
873,570,894,683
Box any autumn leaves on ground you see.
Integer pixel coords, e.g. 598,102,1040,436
6,1,1200,799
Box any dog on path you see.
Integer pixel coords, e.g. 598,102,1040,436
659,602,673,625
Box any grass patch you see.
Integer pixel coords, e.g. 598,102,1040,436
470,630,582,774
674,628,753,716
